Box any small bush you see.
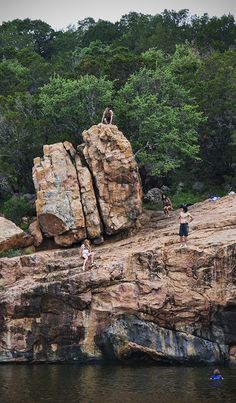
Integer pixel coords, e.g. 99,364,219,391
19,223,29,231
0,248,22,258
1,196,35,225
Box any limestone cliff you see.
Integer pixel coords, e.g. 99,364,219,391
32,124,142,246
0,195,235,364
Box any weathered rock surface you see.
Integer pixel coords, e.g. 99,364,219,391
28,219,43,247
33,142,86,244
82,124,142,234
144,187,164,204
0,217,33,254
32,125,142,246
0,195,235,364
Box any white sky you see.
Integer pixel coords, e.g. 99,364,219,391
0,0,235,30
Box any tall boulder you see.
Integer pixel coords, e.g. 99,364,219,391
33,142,87,244
32,125,142,245
82,124,142,234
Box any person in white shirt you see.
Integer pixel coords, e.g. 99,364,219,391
80,239,94,270
179,205,193,248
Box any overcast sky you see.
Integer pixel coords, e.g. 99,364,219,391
0,0,235,30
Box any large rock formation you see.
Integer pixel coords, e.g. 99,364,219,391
0,195,235,364
32,125,142,246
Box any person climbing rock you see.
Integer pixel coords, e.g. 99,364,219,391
162,194,173,217
210,368,224,380
80,239,94,271
179,205,193,248
101,107,114,124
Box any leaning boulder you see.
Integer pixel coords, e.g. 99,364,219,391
0,217,33,253
33,142,87,244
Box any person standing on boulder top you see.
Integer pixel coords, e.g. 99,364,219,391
101,107,114,124
179,205,193,248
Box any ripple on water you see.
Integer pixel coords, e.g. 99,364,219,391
0,364,235,403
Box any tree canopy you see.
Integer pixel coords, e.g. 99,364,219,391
0,10,235,194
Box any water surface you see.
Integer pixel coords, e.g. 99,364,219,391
0,364,235,403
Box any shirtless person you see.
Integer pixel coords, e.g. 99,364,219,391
179,205,193,248
101,107,114,124
80,239,94,271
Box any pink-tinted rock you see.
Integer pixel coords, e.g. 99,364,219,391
32,142,86,243
28,219,43,247
0,196,235,363
0,217,33,253
32,126,142,247
82,124,142,234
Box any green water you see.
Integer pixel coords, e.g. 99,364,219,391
0,364,235,403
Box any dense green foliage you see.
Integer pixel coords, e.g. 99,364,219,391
1,196,35,224
0,10,235,201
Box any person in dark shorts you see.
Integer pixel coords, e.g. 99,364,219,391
179,205,193,248
101,107,114,124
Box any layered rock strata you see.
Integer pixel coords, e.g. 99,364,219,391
0,195,235,364
32,125,142,246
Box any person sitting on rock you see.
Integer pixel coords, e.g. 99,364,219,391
101,107,114,124
80,239,94,271
179,205,193,248
162,194,173,217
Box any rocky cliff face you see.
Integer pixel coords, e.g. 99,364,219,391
0,195,235,364
32,124,142,246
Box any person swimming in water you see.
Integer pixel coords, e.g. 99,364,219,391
210,368,224,380
80,239,94,271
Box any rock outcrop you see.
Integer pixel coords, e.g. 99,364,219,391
0,217,33,254
32,125,142,246
0,195,235,364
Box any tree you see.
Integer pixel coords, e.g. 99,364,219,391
17,48,52,93
115,67,203,175
77,19,120,47
38,75,114,142
191,14,236,53
0,94,43,192
0,19,55,58
73,41,142,88
192,50,236,182
0,59,28,95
